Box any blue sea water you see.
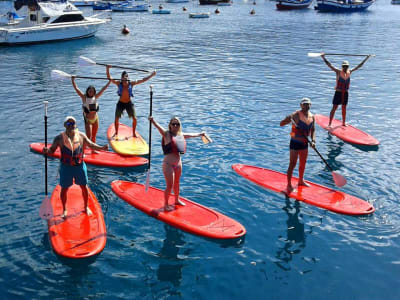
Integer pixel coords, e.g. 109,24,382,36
1,0,400,299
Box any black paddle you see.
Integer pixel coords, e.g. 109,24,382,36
291,118,347,187
145,86,153,192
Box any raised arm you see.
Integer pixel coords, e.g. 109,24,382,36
321,54,340,73
132,70,156,86
149,116,167,136
106,65,120,86
71,76,85,99
351,55,371,73
95,80,111,99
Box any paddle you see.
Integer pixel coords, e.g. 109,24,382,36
291,118,347,187
78,56,150,73
51,70,111,81
308,52,375,57
145,85,153,192
39,101,53,220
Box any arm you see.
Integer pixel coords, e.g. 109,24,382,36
95,80,111,99
132,70,156,86
81,133,108,151
149,116,167,136
321,54,340,73
71,76,85,99
280,111,298,127
310,116,316,147
183,131,206,139
351,55,371,73
43,135,62,154
106,65,119,85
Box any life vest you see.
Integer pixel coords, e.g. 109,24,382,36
335,72,350,91
82,96,99,114
162,133,186,155
60,130,84,166
117,82,133,98
290,113,314,140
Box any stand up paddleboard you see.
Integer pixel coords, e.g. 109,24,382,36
47,184,107,259
315,114,379,146
111,181,246,239
30,143,148,168
107,123,149,156
232,164,375,215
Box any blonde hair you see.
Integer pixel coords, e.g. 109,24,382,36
168,117,183,135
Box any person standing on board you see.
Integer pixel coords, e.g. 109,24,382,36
43,116,108,218
106,66,156,138
321,54,372,127
280,98,316,194
71,76,111,145
148,116,209,211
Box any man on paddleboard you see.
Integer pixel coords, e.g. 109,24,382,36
280,98,316,194
43,116,108,218
321,54,372,127
106,66,156,138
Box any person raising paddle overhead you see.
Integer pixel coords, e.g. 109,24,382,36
321,53,372,127
106,65,156,139
43,116,108,218
149,116,209,211
280,98,316,194
71,76,111,146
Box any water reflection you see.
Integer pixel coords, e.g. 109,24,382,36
325,134,345,171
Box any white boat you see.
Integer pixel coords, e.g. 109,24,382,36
0,1,109,45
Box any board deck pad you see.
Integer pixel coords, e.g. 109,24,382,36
47,184,107,258
107,123,149,156
315,114,379,146
30,143,148,168
232,164,375,215
111,181,246,239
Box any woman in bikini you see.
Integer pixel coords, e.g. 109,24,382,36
321,53,371,127
71,76,111,144
149,116,208,211
280,98,316,194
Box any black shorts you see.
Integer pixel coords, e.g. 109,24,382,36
290,139,308,150
115,101,136,119
332,91,348,105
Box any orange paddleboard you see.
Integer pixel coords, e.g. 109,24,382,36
47,184,106,259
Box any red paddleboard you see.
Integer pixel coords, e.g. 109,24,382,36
232,164,375,215
315,114,379,146
47,184,107,258
107,123,149,156
111,181,246,239
30,143,148,168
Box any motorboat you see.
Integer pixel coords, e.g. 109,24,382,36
314,0,375,12
92,1,112,10
110,0,149,12
189,12,210,18
69,0,95,6
199,0,231,5
0,0,109,45
276,0,313,10
166,0,188,3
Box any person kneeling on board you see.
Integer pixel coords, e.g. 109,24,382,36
43,116,108,218
280,98,316,194
107,65,156,139
149,116,209,211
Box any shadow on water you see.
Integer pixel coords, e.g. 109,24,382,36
351,143,379,152
324,134,345,171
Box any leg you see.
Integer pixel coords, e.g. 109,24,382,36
132,117,137,138
114,117,119,136
162,162,175,211
298,148,310,186
329,104,339,126
286,149,298,193
84,122,92,141
91,118,99,144
80,185,92,216
60,187,68,218
173,163,185,206
342,105,347,126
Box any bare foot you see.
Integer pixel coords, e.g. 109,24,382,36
86,207,93,216
92,150,99,154
298,181,310,187
164,205,175,212
133,133,137,138
175,199,186,206
62,210,68,218
326,125,332,129
112,133,119,141
342,123,347,127
286,185,294,195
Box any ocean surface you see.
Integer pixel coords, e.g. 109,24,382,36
1,0,400,299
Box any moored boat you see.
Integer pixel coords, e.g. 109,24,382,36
69,0,95,6
92,1,111,10
276,0,313,10
110,1,148,12
199,0,231,5
0,0,109,45
166,0,188,3
314,0,375,12
152,9,171,14
189,12,210,18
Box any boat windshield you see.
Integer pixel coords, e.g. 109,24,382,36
51,14,84,23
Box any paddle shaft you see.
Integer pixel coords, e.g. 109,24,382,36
44,101,48,196
73,75,111,80
320,53,371,57
148,87,153,169
95,62,149,73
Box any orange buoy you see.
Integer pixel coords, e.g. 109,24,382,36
121,24,130,34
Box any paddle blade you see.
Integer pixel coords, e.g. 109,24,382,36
308,52,322,58
201,133,213,144
39,195,53,220
78,56,97,67
145,170,150,192
332,172,346,187
51,70,71,81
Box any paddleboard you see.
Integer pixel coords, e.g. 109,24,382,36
30,143,148,168
232,164,375,215
111,181,246,239
47,184,107,258
315,114,379,146
107,123,149,156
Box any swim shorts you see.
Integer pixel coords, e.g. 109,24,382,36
115,101,136,119
332,91,348,105
59,162,88,188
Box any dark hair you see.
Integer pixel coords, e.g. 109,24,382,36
85,85,96,97
121,71,128,80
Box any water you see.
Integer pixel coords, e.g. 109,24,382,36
1,0,400,299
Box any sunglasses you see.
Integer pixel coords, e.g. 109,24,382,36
170,123,180,127
66,121,75,127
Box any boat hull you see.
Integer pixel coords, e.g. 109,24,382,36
276,0,313,10
199,0,231,5
315,0,374,12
